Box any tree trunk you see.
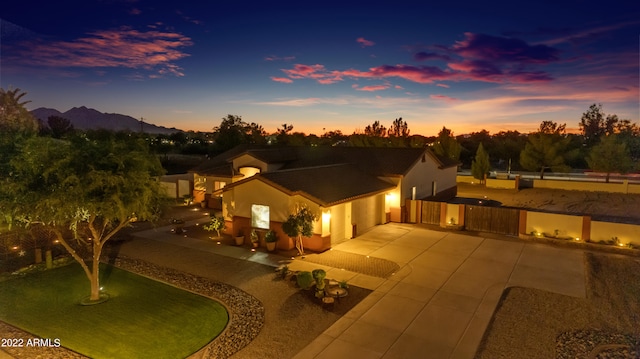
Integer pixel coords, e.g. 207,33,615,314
45,250,52,269
90,242,101,301
296,235,305,255
540,167,545,180
605,173,610,183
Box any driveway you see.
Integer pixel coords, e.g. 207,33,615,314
293,223,586,359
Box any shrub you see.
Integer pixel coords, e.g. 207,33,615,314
203,216,225,237
296,271,314,290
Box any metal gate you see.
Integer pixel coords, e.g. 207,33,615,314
464,205,520,235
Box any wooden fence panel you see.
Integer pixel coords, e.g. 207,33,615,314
421,201,441,225
465,205,520,235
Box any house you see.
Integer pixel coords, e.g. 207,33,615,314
190,145,458,251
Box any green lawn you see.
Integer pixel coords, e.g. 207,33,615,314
0,263,228,358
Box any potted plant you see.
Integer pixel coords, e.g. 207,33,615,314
250,229,259,248
265,230,277,252
235,229,244,246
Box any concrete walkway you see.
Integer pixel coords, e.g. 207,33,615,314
131,219,586,359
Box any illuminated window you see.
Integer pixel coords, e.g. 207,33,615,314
251,204,270,229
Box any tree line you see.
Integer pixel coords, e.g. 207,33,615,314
204,107,638,182
5,86,639,180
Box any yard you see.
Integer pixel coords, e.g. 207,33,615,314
0,262,229,359
476,252,640,358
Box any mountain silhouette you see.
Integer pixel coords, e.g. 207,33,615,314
31,106,182,134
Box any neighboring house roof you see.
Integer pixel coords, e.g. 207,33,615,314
221,164,396,207
189,153,235,176
279,146,455,176
191,145,456,177
227,146,299,163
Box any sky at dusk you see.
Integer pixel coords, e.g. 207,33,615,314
1,1,638,136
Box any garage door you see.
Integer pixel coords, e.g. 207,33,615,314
330,204,347,245
351,195,380,236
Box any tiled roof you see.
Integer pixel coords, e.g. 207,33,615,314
189,156,233,176
279,147,430,176
228,164,396,206
191,145,458,177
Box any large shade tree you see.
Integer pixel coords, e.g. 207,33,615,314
579,103,619,147
432,127,462,162
519,132,572,179
586,134,634,183
0,133,167,302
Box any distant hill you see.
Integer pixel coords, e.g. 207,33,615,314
31,106,183,135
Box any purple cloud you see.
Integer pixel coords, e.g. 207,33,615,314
413,52,451,62
452,32,559,64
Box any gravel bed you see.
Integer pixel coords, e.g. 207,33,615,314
0,256,264,359
556,330,640,359
475,253,640,359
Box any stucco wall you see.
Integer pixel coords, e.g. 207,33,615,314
534,179,640,194
526,211,584,239
328,202,352,244
485,178,517,189
456,175,478,184
351,194,384,236
222,179,325,235
160,182,177,198
401,152,457,201
591,221,640,246
223,180,291,221
445,203,460,225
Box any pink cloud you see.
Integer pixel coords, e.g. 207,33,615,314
430,94,458,102
8,27,192,78
357,37,375,47
356,84,389,92
270,76,293,83
365,65,453,83
436,83,450,88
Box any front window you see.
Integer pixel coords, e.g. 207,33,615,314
251,204,270,229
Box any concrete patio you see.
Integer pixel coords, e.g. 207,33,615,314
291,224,586,359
